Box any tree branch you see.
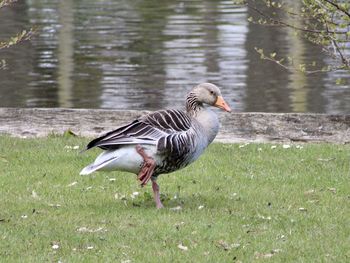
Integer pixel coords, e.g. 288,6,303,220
0,0,17,9
248,0,350,72
257,53,345,75
322,0,350,19
249,4,345,35
0,29,35,49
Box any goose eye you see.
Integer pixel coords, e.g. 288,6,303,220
210,91,214,95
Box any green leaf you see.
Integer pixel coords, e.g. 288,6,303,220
299,64,306,73
335,78,346,85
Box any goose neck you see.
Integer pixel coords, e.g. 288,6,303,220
186,92,202,115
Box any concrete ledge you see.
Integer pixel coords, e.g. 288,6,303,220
0,108,349,143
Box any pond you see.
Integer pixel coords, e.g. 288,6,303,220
0,0,349,113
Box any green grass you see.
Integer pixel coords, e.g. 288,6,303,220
0,135,349,262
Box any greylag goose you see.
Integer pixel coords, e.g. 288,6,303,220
80,83,231,208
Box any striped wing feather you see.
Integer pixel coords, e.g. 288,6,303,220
86,110,194,153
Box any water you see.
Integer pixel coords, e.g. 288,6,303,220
0,0,349,113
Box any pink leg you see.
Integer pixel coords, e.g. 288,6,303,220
135,145,156,187
135,145,163,208
152,179,164,209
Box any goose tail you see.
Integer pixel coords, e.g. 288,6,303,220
80,163,99,175
80,151,120,175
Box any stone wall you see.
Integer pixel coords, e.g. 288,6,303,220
0,108,349,143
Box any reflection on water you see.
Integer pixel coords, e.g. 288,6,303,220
0,0,349,113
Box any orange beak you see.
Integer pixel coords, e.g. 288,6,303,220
214,96,231,112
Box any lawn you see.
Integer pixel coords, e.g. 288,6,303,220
0,135,349,262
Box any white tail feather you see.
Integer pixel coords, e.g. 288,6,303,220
80,146,148,176
80,164,98,175
80,154,120,175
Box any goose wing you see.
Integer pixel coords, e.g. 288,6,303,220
85,109,193,151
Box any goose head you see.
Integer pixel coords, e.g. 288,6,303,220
187,83,231,113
